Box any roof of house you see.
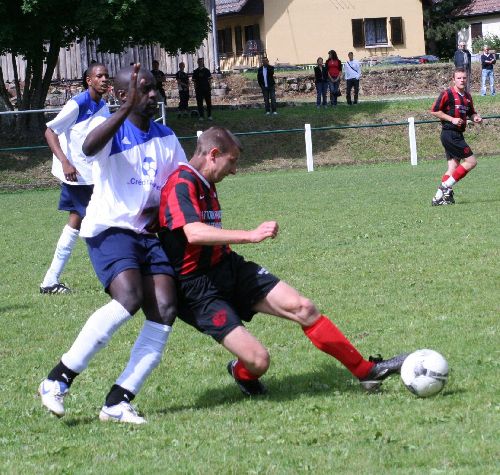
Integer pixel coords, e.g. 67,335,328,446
216,0,263,16
453,0,500,17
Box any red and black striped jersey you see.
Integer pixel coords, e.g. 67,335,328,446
158,164,231,278
431,87,476,132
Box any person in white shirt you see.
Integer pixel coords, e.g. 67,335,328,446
344,52,361,105
40,63,110,294
38,64,187,425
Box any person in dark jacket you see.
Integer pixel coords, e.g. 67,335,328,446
480,44,496,96
257,57,277,115
192,58,212,120
314,57,328,108
453,42,472,93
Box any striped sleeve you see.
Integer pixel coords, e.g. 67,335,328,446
160,170,201,231
431,90,448,113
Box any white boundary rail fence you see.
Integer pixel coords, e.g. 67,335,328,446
1,108,499,167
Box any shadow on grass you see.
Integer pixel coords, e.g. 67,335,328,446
156,362,369,415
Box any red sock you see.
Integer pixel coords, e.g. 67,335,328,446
303,315,374,378
441,174,450,183
452,164,469,182
232,360,259,380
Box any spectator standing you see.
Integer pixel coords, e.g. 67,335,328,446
326,50,342,106
480,45,496,96
40,63,110,294
314,57,328,108
192,58,213,120
257,57,277,115
176,62,190,117
344,52,362,105
453,42,472,93
151,60,167,105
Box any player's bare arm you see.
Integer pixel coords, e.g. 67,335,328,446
82,64,142,156
183,220,278,246
45,127,79,181
431,110,463,126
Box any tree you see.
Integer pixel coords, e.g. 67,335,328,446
0,0,210,135
422,0,469,60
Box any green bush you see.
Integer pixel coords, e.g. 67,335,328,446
472,34,500,53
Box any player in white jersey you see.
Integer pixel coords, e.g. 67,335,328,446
40,63,110,294
38,64,187,424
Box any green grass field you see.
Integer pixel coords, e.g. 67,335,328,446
1,158,499,474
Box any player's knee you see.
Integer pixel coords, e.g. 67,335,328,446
156,299,177,326
293,297,319,326
467,156,477,168
250,348,270,375
113,287,143,315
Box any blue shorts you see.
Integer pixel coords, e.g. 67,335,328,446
58,183,94,218
85,228,174,290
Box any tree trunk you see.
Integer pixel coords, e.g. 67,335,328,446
11,55,22,107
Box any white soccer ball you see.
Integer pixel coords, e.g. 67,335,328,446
400,349,449,397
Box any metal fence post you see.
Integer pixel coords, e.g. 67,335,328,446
305,123,313,172
408,117,418,166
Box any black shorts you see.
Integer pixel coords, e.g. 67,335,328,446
440,129,474,160
177,252,280,342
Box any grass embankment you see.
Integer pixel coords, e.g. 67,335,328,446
1,95,499,189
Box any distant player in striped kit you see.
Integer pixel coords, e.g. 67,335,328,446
430,68,482,206
158,126,407,397
40,63,110,294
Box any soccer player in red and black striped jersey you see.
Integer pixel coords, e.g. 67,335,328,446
430,68,482,206
158,126,408,396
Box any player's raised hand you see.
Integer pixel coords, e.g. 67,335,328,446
251,221,279,243
124,63,142,109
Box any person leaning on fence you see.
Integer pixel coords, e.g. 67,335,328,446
314,57,328,108
175,62,190,117
257,57,277,115
344,52,361,105
430,68,482,206
38,64,187,424
480,45,496,96
192,58,213,121
453,42,472,93
40,63,110,295
326,50,342,106
158,125,408,398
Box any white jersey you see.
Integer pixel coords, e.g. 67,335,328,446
80,118,187,238
47,90,110,185
344,60,361,80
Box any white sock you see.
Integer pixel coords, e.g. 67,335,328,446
115,321,172,394
42,225,79,287
62,299,132,373
443,177,457,188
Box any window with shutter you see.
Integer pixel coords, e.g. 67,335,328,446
352,19,364,47
471,22,482,40
390,17,404,45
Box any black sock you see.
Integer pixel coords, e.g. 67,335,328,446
47,361,79,387
105,384,136,407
